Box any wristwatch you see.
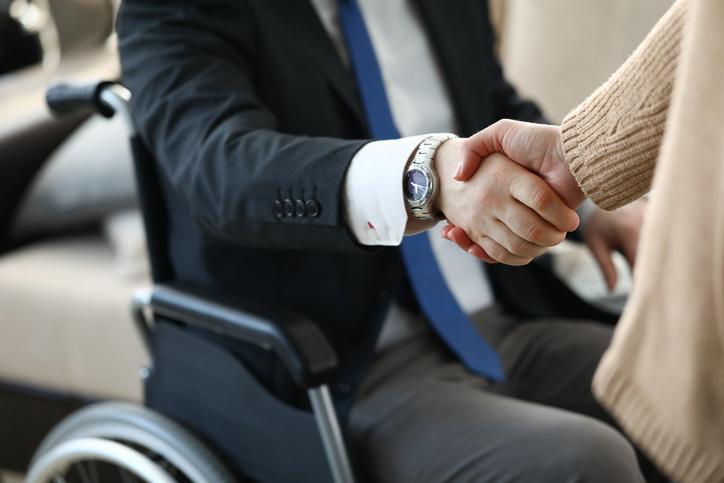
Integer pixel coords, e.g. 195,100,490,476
404,134,456,221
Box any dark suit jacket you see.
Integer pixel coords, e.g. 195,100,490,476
117,0,615,408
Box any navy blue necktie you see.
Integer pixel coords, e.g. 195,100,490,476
338,0,504,381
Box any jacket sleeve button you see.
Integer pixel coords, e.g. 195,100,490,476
305,199,320,217
273,200,284,219
295,199,306,217
283,198,295,217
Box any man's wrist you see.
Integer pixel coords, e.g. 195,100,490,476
432,137,463,218
345,136,428,245
404,134,457,222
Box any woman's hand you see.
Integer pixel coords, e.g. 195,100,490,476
456,120,584,208
583,200,646,291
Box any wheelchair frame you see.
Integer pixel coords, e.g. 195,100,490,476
45,81,357,483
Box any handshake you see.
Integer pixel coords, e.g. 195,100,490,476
431,120,586,265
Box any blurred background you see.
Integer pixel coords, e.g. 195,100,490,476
0,0,672,480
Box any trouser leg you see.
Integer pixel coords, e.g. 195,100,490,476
349,332,644,483
477,307,670,482
474,306,616,425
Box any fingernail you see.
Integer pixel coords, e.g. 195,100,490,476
454,163,463,178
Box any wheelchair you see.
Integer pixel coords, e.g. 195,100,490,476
24,81,357,483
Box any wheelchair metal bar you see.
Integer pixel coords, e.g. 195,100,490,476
99,84,135,135
151,283,339,388
130,287,154,354
308,386,355,483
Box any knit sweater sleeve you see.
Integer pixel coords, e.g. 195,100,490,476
560,0,691,210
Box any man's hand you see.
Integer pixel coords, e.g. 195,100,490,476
433,138,579,266
583,200,646,291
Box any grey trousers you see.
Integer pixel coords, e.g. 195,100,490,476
349,306,646,483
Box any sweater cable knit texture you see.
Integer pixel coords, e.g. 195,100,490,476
561,0,689,210
560,0,724,480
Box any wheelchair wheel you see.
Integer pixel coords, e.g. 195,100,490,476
26,402,236,483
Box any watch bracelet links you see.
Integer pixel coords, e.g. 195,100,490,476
408,134,457,220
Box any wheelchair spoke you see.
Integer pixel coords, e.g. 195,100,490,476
88,461,99,482
74,461,92,483
119,467,135,483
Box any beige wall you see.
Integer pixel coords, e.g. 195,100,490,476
495,0,674,122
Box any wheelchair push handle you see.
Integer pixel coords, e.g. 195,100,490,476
46,80,136,135
46,81,117,118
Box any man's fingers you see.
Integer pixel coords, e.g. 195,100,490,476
588,237,618,291
441,224,453,239
487,220,548,259
498,202,567,248
508,172,579,233
478,236,534,266
447,226,474,251
447,227,496,263
468,244,497,263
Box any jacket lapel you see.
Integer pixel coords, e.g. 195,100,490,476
414,0,493,135
259,0,366,129
257,0,492,136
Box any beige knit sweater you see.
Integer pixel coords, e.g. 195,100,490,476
560,0,724,481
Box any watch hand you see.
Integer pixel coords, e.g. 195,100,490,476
411,182,424,194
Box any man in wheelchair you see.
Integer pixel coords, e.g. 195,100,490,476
116,0,654,481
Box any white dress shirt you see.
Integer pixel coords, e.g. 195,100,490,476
309,0,496,350
313,0,460,247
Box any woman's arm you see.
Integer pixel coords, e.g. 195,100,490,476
453,0,691,212
562,0,691,210
440,0,692,259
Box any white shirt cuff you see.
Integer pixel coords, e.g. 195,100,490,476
344,136,427,246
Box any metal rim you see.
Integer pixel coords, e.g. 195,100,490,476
26,437,175,483
30,402,236,483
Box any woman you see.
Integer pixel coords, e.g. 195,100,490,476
442,0,724,481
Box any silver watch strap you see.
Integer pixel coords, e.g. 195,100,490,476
408,134,457,220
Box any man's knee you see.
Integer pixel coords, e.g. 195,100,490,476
535,416,644,483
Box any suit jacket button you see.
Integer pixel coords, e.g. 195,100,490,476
283,198,295,217
273,200,284,219
295,199,306,217
306,199,320,217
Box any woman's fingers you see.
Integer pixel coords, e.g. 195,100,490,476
587,235,618,291
455,120,514,181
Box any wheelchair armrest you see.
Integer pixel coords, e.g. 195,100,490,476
149,282,339,389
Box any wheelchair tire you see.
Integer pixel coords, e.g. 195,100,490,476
26,437,176,483
29,401,236,483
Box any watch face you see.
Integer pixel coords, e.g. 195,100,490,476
405,168,430,203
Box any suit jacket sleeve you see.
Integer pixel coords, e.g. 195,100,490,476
117,0,368,252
